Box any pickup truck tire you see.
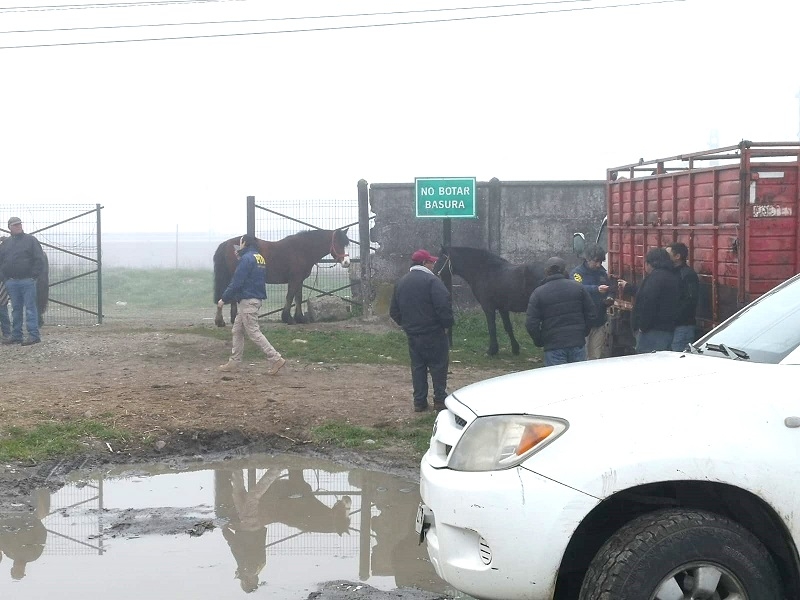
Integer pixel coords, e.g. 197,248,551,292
578,508,781,600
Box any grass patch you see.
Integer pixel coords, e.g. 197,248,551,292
103,268,210,310
0,421,131,463
312,414,436,454
187,310,542,369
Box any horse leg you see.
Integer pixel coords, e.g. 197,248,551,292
281,285,295,324
215,304,226,327
230,302,238,325
484,309,499,356
500,310,520,355
293,283,308,324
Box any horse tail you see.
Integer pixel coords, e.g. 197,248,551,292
213,240,232,304
37,253,49,318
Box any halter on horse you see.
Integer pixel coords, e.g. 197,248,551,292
213,227,351,326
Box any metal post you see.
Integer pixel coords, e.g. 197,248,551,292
247,196,256,237
357,179,373,317
96,203,103,324
443,218,452,346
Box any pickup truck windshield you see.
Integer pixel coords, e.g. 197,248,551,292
696,276,800,364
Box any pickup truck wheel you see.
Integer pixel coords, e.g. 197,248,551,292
578,508,781,600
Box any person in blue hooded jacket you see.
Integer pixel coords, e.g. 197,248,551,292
217,234,285,374
570,243,616,359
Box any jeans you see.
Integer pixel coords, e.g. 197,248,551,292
407,330,449,409
544,345,587,366
0,303,9,338
6,278,39,342
635,329,673,353
671,325,696,352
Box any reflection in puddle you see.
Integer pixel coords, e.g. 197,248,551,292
0,454,466,598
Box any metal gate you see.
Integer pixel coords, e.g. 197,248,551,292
245,191,374,319
1,204,103,326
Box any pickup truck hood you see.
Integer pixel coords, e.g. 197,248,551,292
450,352,739,418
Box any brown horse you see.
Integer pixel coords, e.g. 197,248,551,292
213,227,350,326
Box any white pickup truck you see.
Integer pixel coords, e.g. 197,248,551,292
418,271,800,600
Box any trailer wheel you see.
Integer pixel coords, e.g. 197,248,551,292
578,508,782,600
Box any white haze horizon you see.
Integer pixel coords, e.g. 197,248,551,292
0,0,798,235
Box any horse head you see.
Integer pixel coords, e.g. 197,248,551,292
433,246,451,278
330,228,351,268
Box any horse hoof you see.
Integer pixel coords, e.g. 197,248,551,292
214,317,226,327
511,347,520,355
487,348,499,356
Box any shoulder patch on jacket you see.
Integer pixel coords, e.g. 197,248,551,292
573,273,583,283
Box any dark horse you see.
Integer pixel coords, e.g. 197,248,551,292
434,246,544,356
213,227,350,326
0,236,48,322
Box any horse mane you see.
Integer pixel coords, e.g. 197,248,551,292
445,246,511,268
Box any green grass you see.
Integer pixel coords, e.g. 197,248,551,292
103,268,210,310
0,421,133,463
185,310,542,369
312,413,437,454
102,268,543,367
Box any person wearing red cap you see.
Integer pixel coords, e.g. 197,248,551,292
390,249,454,412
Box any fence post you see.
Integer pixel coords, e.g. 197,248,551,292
247,196,255,237
487,177,502,255
357,179,373,317
96,203,103,324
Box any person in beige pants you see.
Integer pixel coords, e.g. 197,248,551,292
217,234,285,374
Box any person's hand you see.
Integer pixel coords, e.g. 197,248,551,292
217,299,224,309
598,285,609,294
617,279,627,289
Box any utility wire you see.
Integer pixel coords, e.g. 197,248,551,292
0,0,612,34
0,0,686,50
0,0,244,13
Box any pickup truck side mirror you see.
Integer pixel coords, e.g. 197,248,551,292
572,233,586,257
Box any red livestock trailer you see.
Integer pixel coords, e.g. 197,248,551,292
599,140,800,354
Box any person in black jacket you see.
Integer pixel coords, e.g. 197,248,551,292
620,248,680,353
666,242,700,352
0,217,46,346
526,257,596,366
390,249,454,413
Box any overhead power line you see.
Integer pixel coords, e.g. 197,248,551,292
0,0,619,34
0,0,686,50
0,0,244,13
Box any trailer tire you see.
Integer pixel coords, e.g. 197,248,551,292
578,508,782,600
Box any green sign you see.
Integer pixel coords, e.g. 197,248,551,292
415,177,477,218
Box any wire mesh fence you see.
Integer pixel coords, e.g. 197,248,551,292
0,204,101,326
252,198,361,318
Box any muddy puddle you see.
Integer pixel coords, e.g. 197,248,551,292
0,454,467,599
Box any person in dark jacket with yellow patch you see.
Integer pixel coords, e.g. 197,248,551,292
526,257,596,367
570,243,616,359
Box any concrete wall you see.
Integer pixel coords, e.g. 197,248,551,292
368,179,606,312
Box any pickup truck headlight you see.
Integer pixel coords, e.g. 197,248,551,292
448,415,568,472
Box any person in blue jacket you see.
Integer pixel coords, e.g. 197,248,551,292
217,234,285,374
